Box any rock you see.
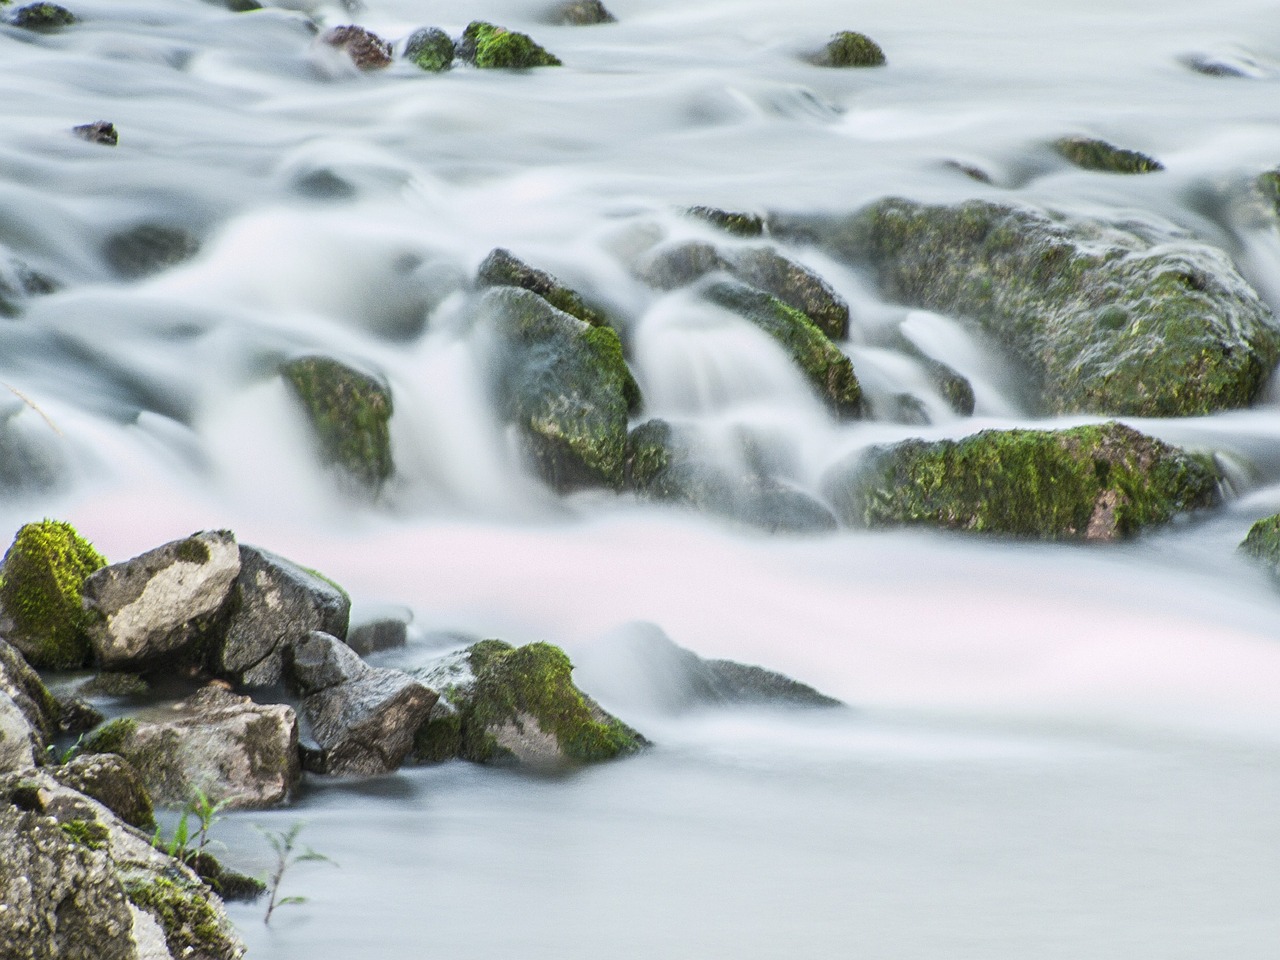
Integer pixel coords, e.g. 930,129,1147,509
81,687,300,809
404,26,454,72
477,247,607,329
77,672,149,698
792,197,1280,416
1182,53,1261,78
823,421,1221,540
703,280,863,416
346,617,408,656
809,30,886,68
321,24,393,70
56,696,103,735
687,205,765,237
215,544,350,687
483,286,640,490
1054,136,1163,174
0,519,107,670
1239,514,1280,574
888,392,930,424
457,21,561,69
11,2,78,30
625,419,838,533
102,224,200,279
892,333,975,416
50,753,155,832
0,248,58,318
0,693,41,773
636,240,727,290
292,168,356,200
0,638,60,748
280,355,394,490
287,631,435,776
81,531,240,673
224,0,262,10
0,768,245,960
73,120,118,146
553,0,615,25
412,639,647,767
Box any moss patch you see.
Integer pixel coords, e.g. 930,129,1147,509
459,21,561,68
59,818,109,850
82,717,138,756
1240,514,1280,571
811,31,885,67
124,875,239,960
0,520,107,669
1054,136,1163,174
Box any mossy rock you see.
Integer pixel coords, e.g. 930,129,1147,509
794,197,1280,416
102,224,199,279
1054,136,1163,174
123,874,242,960
687,206,765,238
281,355,394,490
404,26,454,72
482,287,639,491
414,640,646,766
553,0,615,25
892,332,975,416
703,280,863,417
810,31,885,68
0,520,106,670
1239,514,1280,574
458,21,561,69
823,421,1221,540
477,247,608,330
11,2,77,30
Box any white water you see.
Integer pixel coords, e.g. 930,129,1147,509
5,0,1280,954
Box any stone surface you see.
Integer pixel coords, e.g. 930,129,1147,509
0,637,60,747
0,692,40,773
1239,513,1280,575
216,544,350,687
11,2,78,30
686,205,764,237
83,531,240,672
346,617,408,656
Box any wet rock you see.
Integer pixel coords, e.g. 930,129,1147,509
823,421,1221,540
50,753,155,832
791,197,1280,416
346,616,408,656
728,247,849,340
11,2,78,31
483,286,640,491
809,30,886,67
945,159,993,184
404,26,454,72
82,530,241,673
56,696,103,735
889,392,930,424
0,519,107,670
322,24,393,70
72,120,117,146
1054,135,1163,174
216,544,350,687
704,280,863,416
893,333,975,416
292,168,357,200
553,0,615,25
287,631,435,776
0,692,41,773
687,205,764,237
412,639,646,767
102,224,200,279
224,0,263,10
1181,53,1263,78
0,248,58,317
281,355,394,491
477,247,607,329
0,637,60,749
1239,514,1280,575
81,686,300,809
457,21,561,69
636,240,727,290
76,672,149,698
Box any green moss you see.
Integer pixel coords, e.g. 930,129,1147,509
825,421,1220,540
12,2,77,29
1240,514,1280,570
172,536,210,565
1054,136,1163,174
460,21,561,69
704,280,863,417
624,419,674,489
281,356,394,489
124,875,238,960
812,31,885,67
0,520,107,669
687,206,765,238
404,27,454,72
59,818,109,850
82,717,137,756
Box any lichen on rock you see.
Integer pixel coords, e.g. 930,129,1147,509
457,21,561,69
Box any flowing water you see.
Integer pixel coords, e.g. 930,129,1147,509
4,0,1280,955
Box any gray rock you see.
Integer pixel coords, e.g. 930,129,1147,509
289,631,435,776
83,531,241,672
0,637,60,746
215,544,350,687
82,686,299,809
0,692,41,773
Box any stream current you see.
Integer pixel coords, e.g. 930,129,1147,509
3,0,1280,955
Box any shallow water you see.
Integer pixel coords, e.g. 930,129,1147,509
4,0,1280,955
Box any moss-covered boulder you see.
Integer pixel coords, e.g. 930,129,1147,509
280,355,394,490
1054,136,1163,174
102,224,199,279
321,24,392,70
553,0,615,25
477,247,607,328
1239,514,1280,574
404,26,454,72
0,520,106,670
457,21,561,69
482,286,640,490
823,421,1221,540
704,280,863,417
11,2,77,30
412,640,646,767
794,197,1280,416
686,205,765,238
809,31,886,68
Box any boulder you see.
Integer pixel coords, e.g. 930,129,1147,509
1239,514,1280,574
412,639,646,767
477,247,607,329
82,686,300,809
404,27,454,72
457,21,561,69
102,224,200,279
215,544,350,687
788,197,1280,416
823,421,1221,540
0,519,107,670
482,286,640,490
82,531,240,673
809,30,886,68
11,2,78,30
287,631,435,776
72,120,117,146
321,24,392,70
280,355,394,490
50,753,155,832
1054,136,1163,174
553,0,615,25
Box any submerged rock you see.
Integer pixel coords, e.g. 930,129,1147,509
553,0,615,25
795,197,1280,416
11,2,77,30
483,286,640,491
413,639,646,767
687,205,765,237
72,120,117,146
322,24,393,70
0,519,107,670
477,247,607,328
82,687,300,809
457,21,561,69
1054,136,1163,174
102,224,200,279
809,30,886,67
82,530,241,673
404,26,454,72
823,421,1221,540
0,248,58,318
1239,514,1280,574
280,355,394,490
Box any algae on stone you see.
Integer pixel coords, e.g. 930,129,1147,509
458,21,561,69
1054,136,1163,174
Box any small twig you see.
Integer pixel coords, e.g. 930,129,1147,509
1,382,62,436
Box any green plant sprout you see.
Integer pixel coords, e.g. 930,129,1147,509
153,787,227,865
257,822,335,925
